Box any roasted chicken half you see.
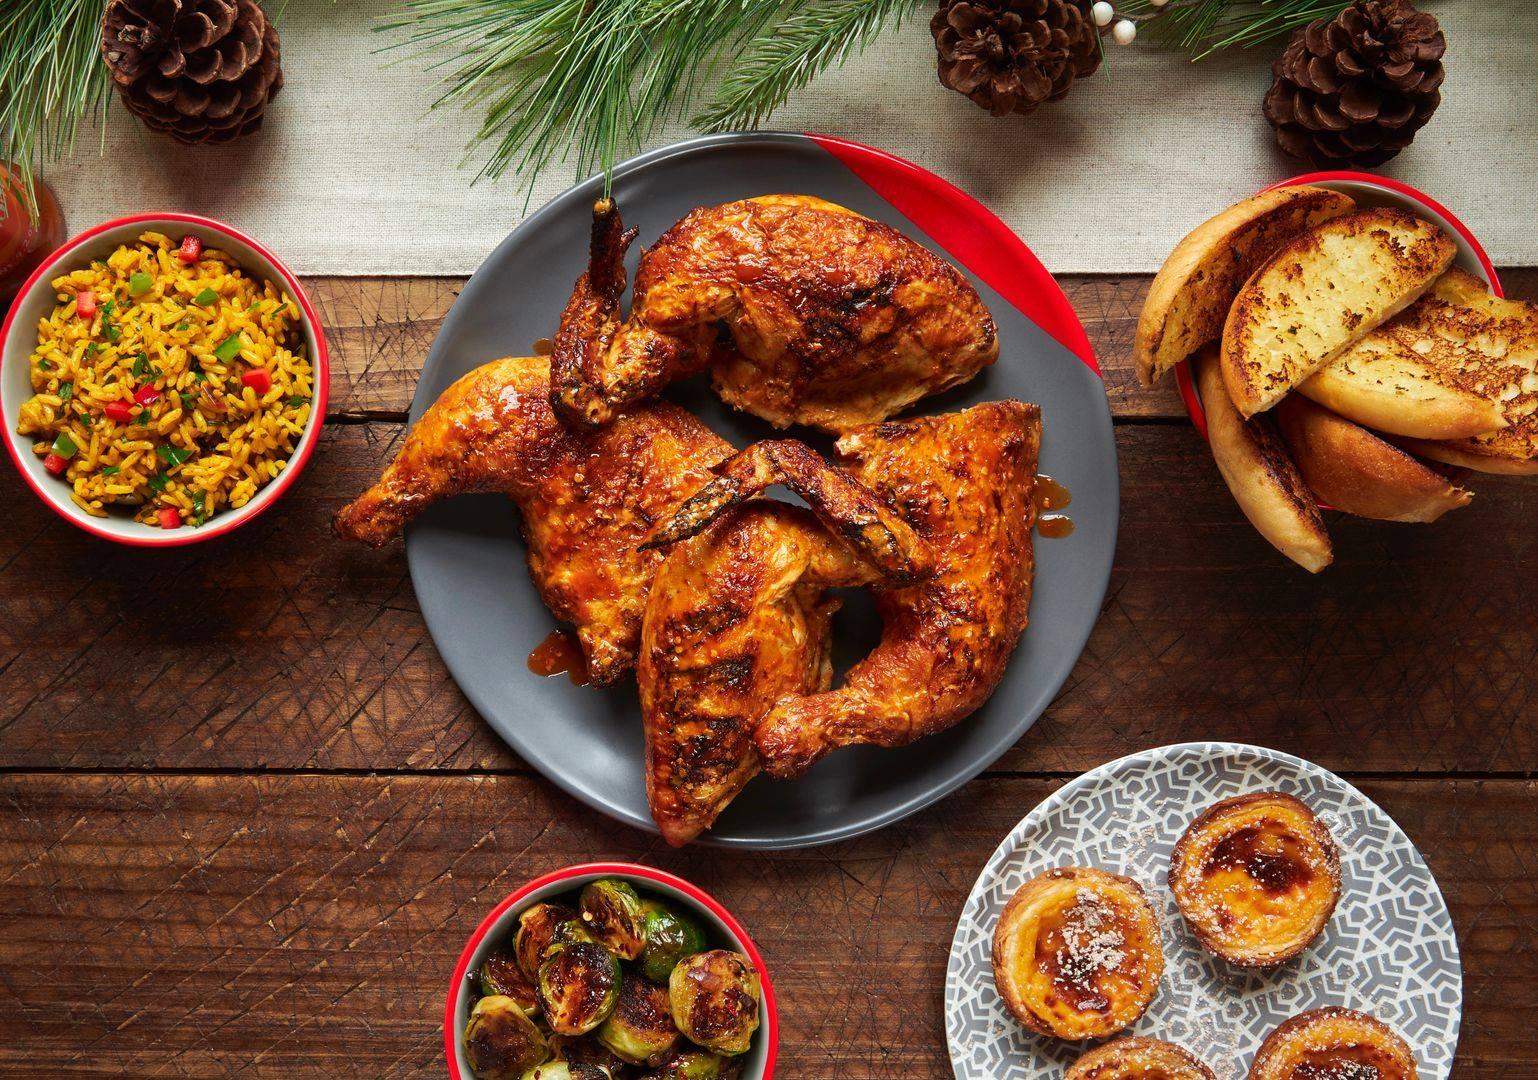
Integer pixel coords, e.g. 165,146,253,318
648,401,1039,787
638,442,935,846
333,356,731,684
550,195,999,433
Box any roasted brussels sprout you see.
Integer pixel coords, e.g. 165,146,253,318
638,901,708,984
640,1048,742,1080
539,941,621,1035
516,902,577,980
549,1034,631,1075
668,950,761,1056
579,878,648,960
520,1063,615,1080
480,947,540,1014
597,972,680,1065
464,994,551,1079
544,919,599,960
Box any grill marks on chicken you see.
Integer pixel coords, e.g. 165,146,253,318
640,402,1038,842
550,196,999,433
332,355,731,684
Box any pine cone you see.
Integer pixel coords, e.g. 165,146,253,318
931,0,1102,117
1263,0,1445,169
101,0,283,145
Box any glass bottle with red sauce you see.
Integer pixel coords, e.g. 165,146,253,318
0,166,66,309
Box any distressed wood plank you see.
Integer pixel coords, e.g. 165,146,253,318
304,269,1538,421
0,773,1531,1078
0,423,1532,775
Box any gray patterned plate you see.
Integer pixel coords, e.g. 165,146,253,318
945,742,1461,1079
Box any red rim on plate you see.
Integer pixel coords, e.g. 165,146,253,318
1,211,329,547
810,133,1099,376
1173,171,1503,440
444,862,779,1078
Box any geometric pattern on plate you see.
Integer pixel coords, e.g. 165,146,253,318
945,742,1460,1080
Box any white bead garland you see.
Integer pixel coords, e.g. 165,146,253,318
1091,2,1114,28
1112,17,1137,45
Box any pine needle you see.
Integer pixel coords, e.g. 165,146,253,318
696,0,917,133
376,0,914,191
0,0,113,216
1116,0,1349,57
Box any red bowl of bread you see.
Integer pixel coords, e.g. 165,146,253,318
1135,171,1530,572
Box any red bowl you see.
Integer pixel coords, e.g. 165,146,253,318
1,212,329,546
1173,171,1503,440
445,862,779,1078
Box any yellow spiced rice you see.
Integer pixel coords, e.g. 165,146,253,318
16,231,313,528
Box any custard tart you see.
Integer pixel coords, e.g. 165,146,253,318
1169,791,1340,966
1067,1036,1218,1080
991,866,1164,1040
1248,1007,1417,1080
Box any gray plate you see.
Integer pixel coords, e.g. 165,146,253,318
946,743,1461,1078
405,132,1118,848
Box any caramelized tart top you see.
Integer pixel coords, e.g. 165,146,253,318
1170,792,1341,966
991,866,1164,1041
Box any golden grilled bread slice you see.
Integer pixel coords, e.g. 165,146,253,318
1276,396,1472,523
1393,271,1538,474
1135,186,1355,386
1221,208,1455,418
1194,346,1332,573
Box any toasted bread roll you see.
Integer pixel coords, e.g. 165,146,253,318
1276,396,1472,522
1299,328,1508,440
1394,270,1538,472
1194,346,1332,573
1395,438,1538,475
1221,208,1455,418
1135,186,1355,386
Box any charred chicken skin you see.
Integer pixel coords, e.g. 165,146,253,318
332,355,731,684
647,401,1038,800
550,195,999,433
638,441,936,846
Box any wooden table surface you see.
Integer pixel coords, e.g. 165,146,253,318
2,271,1535,1078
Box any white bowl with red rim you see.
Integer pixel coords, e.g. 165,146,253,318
1173,171,1503,439
0,212,328,546
446,862,779,1079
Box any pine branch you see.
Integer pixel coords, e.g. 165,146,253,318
377,0,914,190
696,0,917,133
0,0,113,215
1116,0,1350,57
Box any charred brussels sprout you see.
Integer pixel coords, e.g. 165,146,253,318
638,901,707,984
516,902,577,980
520,1063,614,1080
543,919,599,960
640,1048,742,1080
464,994,550,1079
579,878,648,960
597,972,681,1065
548,1034,631,1075
668,950,761,1056
539,941,621,1035
480,947,539,1014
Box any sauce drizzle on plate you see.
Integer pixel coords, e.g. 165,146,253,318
527,629,589,686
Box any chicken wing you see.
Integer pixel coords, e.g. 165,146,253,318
649,401,1039,785
638,441,935,846
333,355,731,684
550,196,998,433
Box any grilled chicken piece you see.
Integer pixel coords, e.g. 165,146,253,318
639,442,934,846
648,402,1038,804
550,196,998,433
332,355,731,684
